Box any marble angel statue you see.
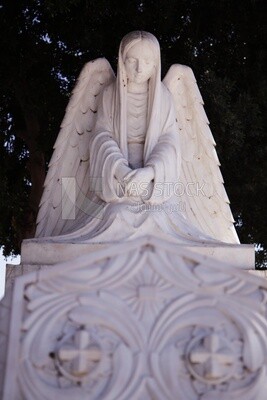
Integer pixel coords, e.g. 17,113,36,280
35,31,239,245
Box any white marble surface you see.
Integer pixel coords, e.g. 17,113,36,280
0,249,20,300
249,269,267,279
2,237,267,400
21,236,255,269
0,282,11,399
2,31,263,400
35,31,239,245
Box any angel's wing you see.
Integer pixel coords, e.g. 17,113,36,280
35,58,115,237
163,64,239,244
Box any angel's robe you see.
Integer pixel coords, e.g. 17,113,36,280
56,82,215,243
89,82,181,205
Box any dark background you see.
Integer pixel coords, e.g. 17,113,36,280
0,0,266,266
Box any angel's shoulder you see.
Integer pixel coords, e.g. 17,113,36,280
160,82,176,107
102,80,116,96
98,81,116,107
95,81,116,118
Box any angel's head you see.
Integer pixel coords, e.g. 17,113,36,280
120,31,160,87
115,31,162,158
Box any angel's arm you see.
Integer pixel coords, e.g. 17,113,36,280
144,88,181,203
89,85,131,201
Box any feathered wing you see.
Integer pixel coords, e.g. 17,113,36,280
163,64,239,243
36,58,115,237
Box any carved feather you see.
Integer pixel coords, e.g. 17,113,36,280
36,58,115,237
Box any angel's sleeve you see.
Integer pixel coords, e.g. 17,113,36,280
145,86,181,203
89,84,129,202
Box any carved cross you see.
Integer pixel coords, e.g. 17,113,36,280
58,329,101,377
189,334,235,379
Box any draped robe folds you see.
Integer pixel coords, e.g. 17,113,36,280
90,82,180,205
54,82,216,243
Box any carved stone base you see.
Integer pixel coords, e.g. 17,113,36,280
2,236,267,400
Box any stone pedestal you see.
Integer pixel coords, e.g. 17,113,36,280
21,236,255,269
1,236,267,400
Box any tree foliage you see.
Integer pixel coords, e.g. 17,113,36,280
0,0,266,266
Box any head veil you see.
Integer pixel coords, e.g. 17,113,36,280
114,31,162,163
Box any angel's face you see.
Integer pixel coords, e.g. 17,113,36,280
124,41,156,85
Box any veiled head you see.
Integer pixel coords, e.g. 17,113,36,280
120,31,160,60
115,31,162,159
120,31,160,85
